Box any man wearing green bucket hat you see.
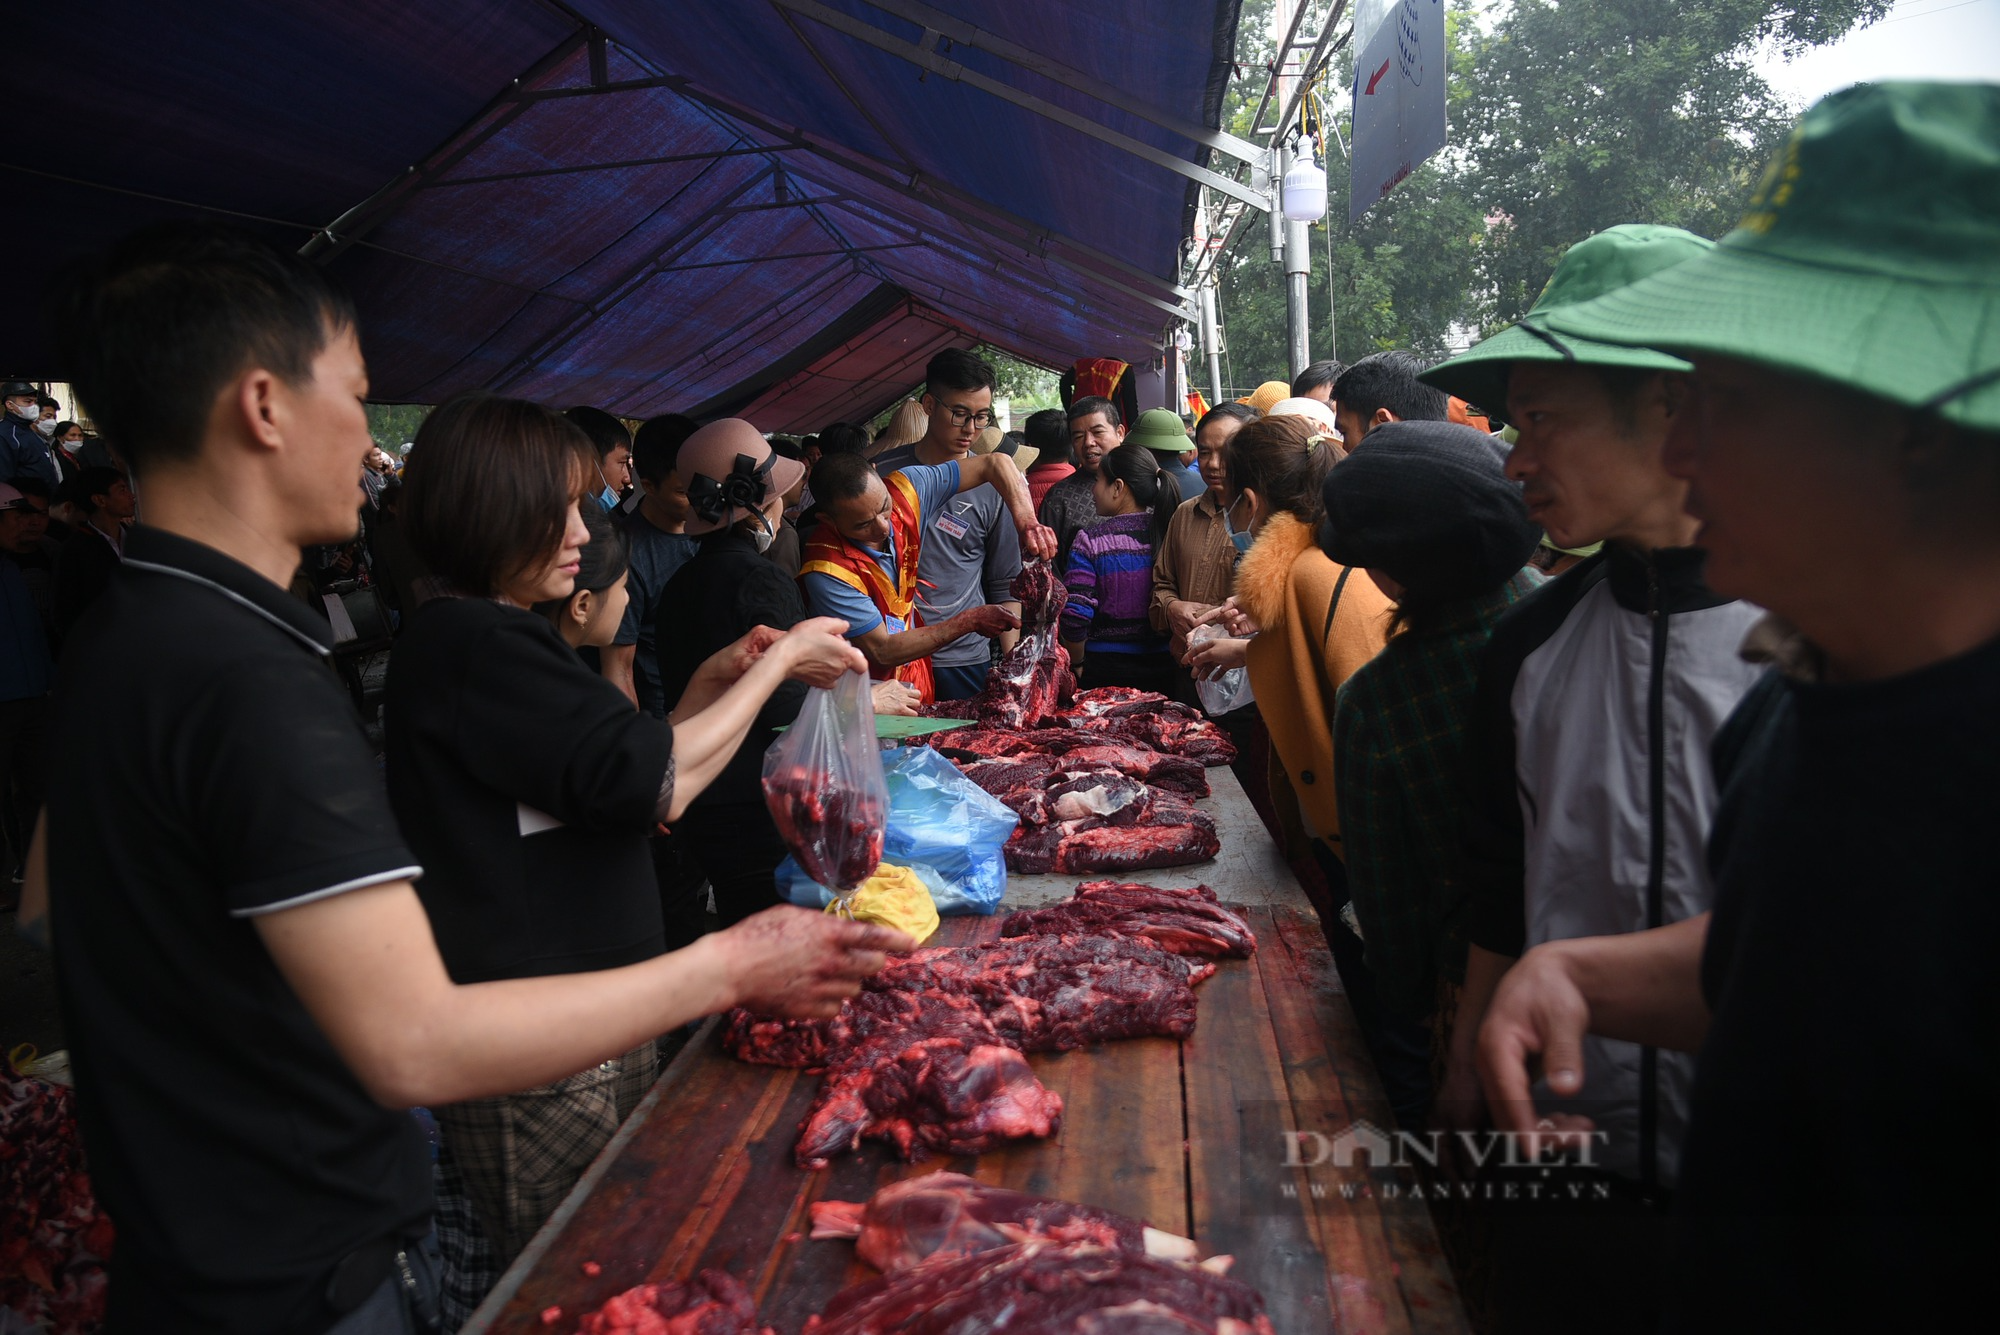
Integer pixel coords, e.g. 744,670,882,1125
1477,82,2000,1328
1421,221,1768,1330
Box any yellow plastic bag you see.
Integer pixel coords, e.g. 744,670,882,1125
827,862,939,945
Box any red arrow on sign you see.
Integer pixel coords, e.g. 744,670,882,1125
1365,57,1392,95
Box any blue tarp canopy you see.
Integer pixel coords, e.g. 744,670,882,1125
9,1,1245,430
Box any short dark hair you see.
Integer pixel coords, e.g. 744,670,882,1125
401,392,593,599
1291,359,1344,398
1024,408,1069,466
925,348,997,396
811,450,882,506
816,422,871,457
76,467,126,515
1067,395,1121,429
37,396,58,412
630,414,698,485
768,436,805,462
563,406,632,460
1195,402,1258,441
1332,352,1449,425
55,222,358,476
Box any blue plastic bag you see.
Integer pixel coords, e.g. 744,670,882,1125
778,744,1017,915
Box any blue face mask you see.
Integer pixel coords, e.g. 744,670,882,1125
1225,495,1254,554
596,485,619,512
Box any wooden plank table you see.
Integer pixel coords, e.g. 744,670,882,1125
463,768,1468,1335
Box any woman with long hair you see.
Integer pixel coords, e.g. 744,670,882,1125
1059,439,1180,693
864,399,927,458
386,393,907,1274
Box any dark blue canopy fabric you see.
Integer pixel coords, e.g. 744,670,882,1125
7,1,1242,431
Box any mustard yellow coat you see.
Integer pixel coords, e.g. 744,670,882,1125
1233,512,1393,845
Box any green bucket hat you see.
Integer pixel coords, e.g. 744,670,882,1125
1420,224,1714,415
1127,408,1191,453
1543,81,2000,431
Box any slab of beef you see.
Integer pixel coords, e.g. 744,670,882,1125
867,932,1210,1051
725,934,1212,1071
1011,558,1068,634
1003,882,1257,958
965,561,1076,729
970,631,1075,730
1011,820,1222,876
763,763,886,892
1066,686,1199,720
796,993,1062,1168
803,1242,1276,1335
574,1269,772,1335
808,1172,1198,1275
954,751,1061,796
1050,743,1208,797
945,735,1208,799
1075,711,1238,767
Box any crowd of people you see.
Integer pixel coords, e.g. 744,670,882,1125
2,79,1993,1335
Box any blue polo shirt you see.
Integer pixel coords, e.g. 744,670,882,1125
802,461,960,637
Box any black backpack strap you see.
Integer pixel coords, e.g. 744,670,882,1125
1321,564,1355,647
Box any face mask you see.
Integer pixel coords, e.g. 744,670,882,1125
750,523,776,555
596,486,619,512
1224,495,1254,555
9,403,37,422
34,419,55,437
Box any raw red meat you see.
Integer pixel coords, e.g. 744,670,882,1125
1003,882,1258,958
1066,686,1200,720
795,994,1061,1168
803,1242,1276,1335
724,934,1213,1070
808,1172,1197,1275
1,1074,112,1335
954,751,1061,795
1008,818,1221,875
969,631,1075,730
574,1269,771,1334
1086,712,1238,766
763,763,885,891
1010,558,1067,633
1048,744,1208,797
963,561,1076,729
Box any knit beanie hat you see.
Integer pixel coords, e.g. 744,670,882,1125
1317,420,1540,601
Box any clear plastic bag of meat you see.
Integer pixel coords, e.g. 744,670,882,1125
762,669,889,912
1186,622,1255,715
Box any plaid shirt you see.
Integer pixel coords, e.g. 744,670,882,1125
1332,569,1543,1020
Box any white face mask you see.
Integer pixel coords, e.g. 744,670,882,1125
34,418,56,437
9,402,38,422
750,523,776,555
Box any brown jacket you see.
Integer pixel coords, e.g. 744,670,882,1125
1233,512,1392,844
1149,491,1234,633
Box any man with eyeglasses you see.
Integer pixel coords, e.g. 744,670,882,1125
871,348,1026,703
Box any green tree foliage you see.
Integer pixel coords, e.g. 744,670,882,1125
1462,0,1888,325
1213,0,1889,383
364,402,430,447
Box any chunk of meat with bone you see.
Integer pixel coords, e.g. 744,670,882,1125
966,562,1075,729
971,631,1074,730
795,994,1061,1168
804,1242,1276,1335
954,751,1060,795
575,1269,772,1335
1003,768,1152,827
1003,882,1258,958
809,1172,1198,1275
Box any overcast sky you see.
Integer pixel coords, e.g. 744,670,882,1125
1754,0,2000,109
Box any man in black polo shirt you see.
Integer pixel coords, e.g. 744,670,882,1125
19,224,905,1334
1475,83,2000,1328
